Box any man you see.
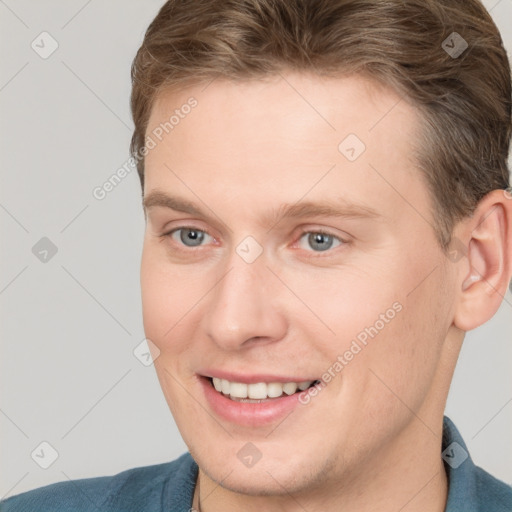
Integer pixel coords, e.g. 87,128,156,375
2,0,511,511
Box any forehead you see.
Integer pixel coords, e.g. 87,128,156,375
143,73,431,231
147,72,416,142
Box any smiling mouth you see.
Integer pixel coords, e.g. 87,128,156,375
208,377,321,402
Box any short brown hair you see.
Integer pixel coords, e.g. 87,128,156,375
130,0,511,251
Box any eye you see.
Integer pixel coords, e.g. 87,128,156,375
162,226,346,254
167,227,214,248
297,230,344,253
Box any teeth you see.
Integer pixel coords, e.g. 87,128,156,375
221,379,230,395
248,382,267,399
298,381,313,391
283,382,298,395
211,377,314,400
230,382,248,398
267,382,284,398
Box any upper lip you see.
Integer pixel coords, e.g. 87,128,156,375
199,370,318,384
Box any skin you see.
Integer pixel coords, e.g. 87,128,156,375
140,72,512,512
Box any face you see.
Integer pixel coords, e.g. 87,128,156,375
140,73,459,496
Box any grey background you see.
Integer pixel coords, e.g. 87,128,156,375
1,0,511,498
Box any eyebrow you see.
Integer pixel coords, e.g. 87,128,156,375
143,190,382,227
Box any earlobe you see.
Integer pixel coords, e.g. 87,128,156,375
453,190,512,332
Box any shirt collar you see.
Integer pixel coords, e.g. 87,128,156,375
442,415,479,512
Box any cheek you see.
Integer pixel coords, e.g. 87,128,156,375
140,243,219,360
140,245,190,350
311,248,449,403
353,268,451,416
290,265,405,357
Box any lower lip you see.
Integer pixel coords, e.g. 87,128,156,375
199,376,306,427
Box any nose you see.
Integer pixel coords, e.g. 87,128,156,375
202,249,288,351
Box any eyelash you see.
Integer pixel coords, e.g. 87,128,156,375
160,226,347,256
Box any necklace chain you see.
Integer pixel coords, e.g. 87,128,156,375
195,472,202,512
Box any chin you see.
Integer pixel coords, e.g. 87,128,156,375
192,443,339,498
205,463,308,496
218,476,290,497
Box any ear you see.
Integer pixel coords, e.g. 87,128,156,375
452,188,512,332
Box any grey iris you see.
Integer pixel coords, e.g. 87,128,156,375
308,233,334,252
180,229,205,247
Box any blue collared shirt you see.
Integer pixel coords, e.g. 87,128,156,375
1,416,511,511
